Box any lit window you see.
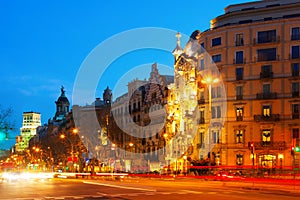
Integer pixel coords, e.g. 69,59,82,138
235,129,244,143
263,105,271,116
236,107,244,121
262,129,271,145
236,154,243,165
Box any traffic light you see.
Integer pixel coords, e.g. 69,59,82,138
248,142,254,153
291,146,295,156
295,146,300,152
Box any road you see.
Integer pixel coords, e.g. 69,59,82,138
0,177,299,200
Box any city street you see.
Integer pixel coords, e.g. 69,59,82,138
1,176,299,200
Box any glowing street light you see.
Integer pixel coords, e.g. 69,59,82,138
201,76,220,112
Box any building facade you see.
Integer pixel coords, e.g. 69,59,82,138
15,112,41,152
189,0,300,171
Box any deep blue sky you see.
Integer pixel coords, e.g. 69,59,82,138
0,0,257,149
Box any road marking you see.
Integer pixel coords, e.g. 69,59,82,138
96,192,107,196
180,190,204,194
84,181,156,192
160,192,172,195
208,192,217,194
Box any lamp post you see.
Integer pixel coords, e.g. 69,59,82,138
129,142,134,172
278,153,283,175
201,77,220,112
60,134,74,172
201,76,220,169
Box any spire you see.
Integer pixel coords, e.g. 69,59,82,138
172,32,183,56
60,85,66,97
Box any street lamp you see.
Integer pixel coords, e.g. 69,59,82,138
60,134,74,172
201,77,220,112
201,76,220,169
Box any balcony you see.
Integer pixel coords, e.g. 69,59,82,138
254,114,280,122
198,118,205,124
253,35,280,45
260,71,273,79
256,55,279,62
197,143,205,149
292,70,299,77
256,92,277,99
253,141,286,150
236,95,243,100
198,99,205,104
235,41,244,46
292,114,300,119
236,75,243,81
233,58,246,64
292,91,300,98
236,116,243,121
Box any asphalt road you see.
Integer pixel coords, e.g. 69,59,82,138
0,177,299,200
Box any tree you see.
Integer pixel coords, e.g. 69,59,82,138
0,105,14,141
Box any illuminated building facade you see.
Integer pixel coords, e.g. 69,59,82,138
189,0,300,170
15,112,41,152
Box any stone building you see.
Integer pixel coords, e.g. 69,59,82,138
181,0,300,172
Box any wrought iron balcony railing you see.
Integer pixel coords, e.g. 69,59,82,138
260,71,273,79
254,114,280,122
256,92,277,99
253,141,286,150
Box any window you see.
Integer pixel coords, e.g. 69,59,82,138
212,106,221,119
236,68,244,80
212,54,222,63
292,46,300,59
261,65,272,78
236,154,244,166
199,110,205,124
200,91,204,101
212,86,221,98
291,27,300,40
152,92,157,100
200,42,205,53
262,129,271,145
263,105,271,117
236,86,243,100
292,104,300,119
235,130,244,143
236,33,244,46
212,37,222,46
257,48,277,61
199,132,204,145
212,130,220,143
292,63,299,76
235,51,244,64
292,82,299,97
236,107,244,121
200,59,204,70
257,30,276,43
293,128,299,139
263,83,271,94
